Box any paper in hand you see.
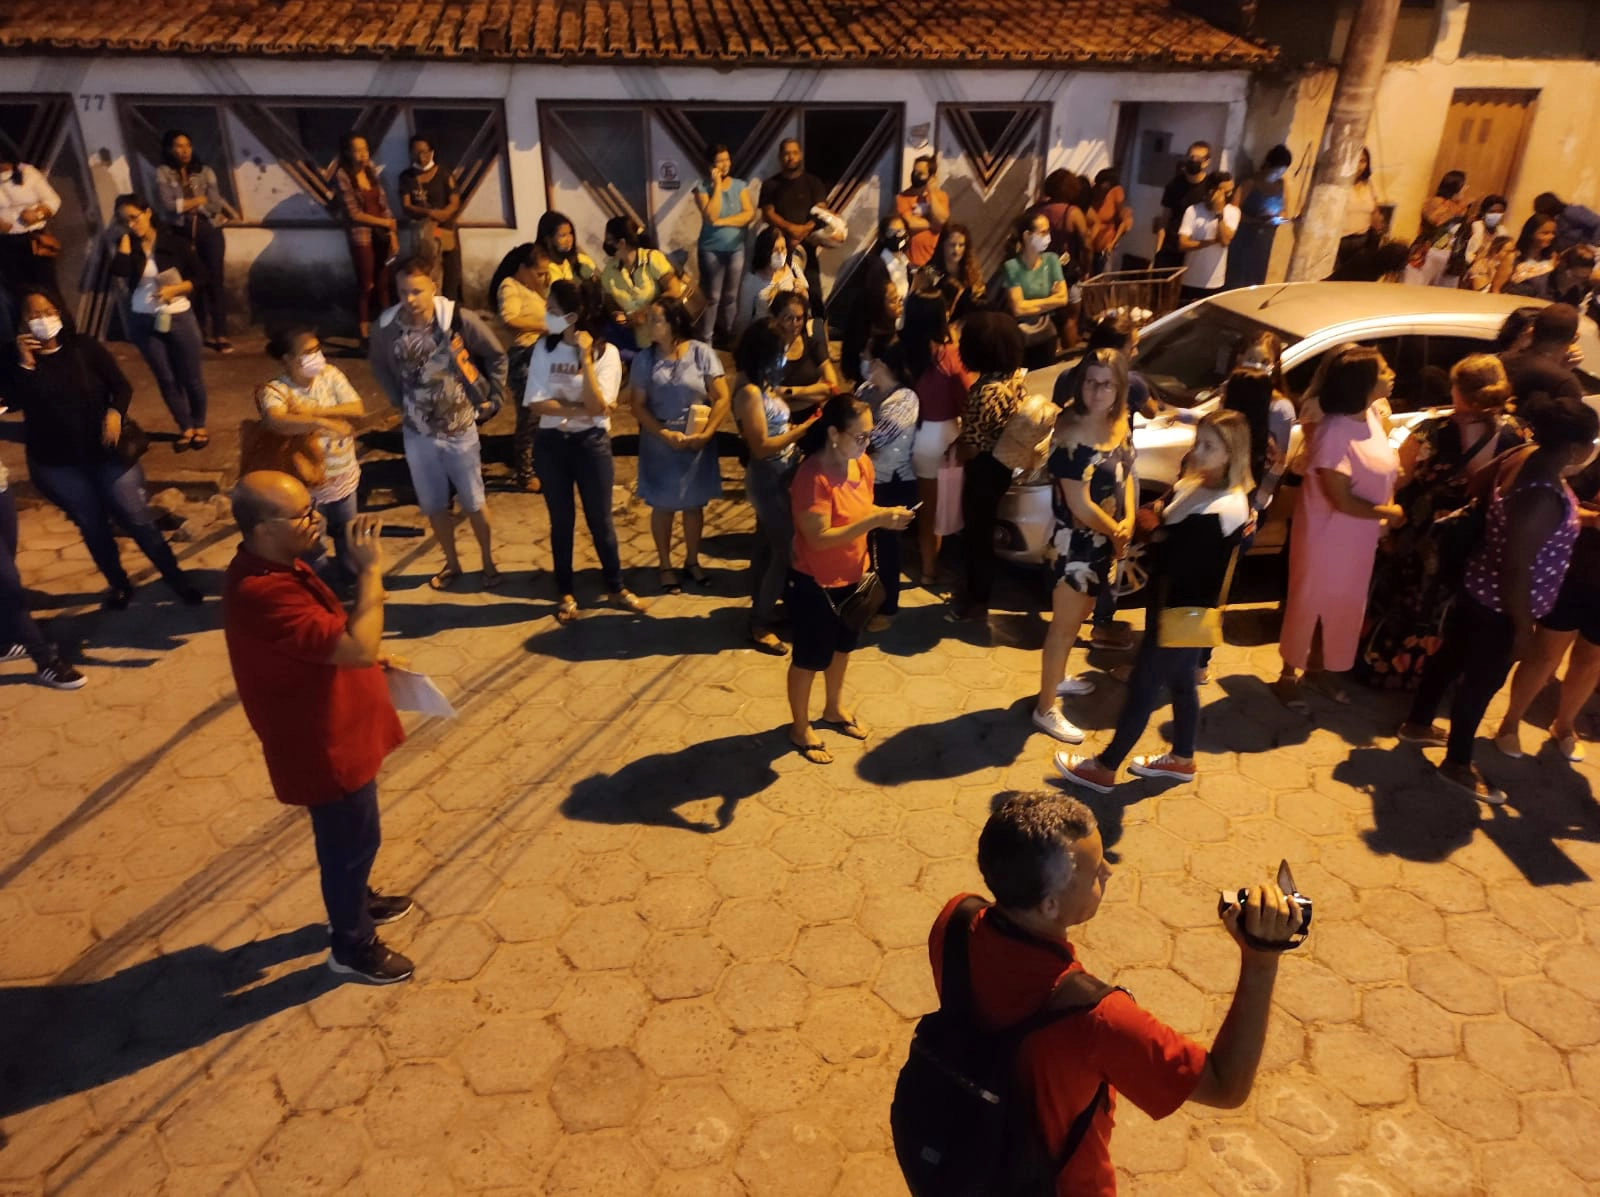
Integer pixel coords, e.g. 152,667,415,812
384,666,457,718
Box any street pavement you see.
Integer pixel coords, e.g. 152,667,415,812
2,338,1600,1195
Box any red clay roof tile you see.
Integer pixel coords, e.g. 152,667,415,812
0,0,1276,66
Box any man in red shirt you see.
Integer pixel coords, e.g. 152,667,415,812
928,790,1301,1194
223,470,413,984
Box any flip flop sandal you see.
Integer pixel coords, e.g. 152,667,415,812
429,567,463,591
481,567,505,589
190,431,211,450
749,628,787,655
174,432,196,451
555,596,580,624
820,716,870,741
790,738,833,765
608,590,648,613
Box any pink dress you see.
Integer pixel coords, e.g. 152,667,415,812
1281,408,1398,672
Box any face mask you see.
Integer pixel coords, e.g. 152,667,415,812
1185,157,1206,174
911,173,929,189
770,252,788,272
545,312,571,335
297,350,326,377
1026,232,1051,255
885,231,908,253
603,241,618,258
27,315,61,342
1265,168,1286,183
859,357,874,382
1485,212,1504,229
412,156,432,171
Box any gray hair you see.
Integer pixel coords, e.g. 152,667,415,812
977,790,1096,911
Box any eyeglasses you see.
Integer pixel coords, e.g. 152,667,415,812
269,507,321,530
842,431,870,446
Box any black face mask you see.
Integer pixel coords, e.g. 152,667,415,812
911,173,929,188
603,241,618,257
1184,157,1207,175
885,231,909,252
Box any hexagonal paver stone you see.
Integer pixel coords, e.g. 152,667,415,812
857,889,942,952
248,1112,368,1197
555,973,653,1049
840,839,923,889
159,1070,286,1167
1357,887,1447,950
1309,921,1405,985
476,941,572,1015
558,904,650,971
635,999,735,1078
733,1112,843,1197
710,899,801,960
1461,1018,1567,1093
717,960,811,1031
1074,903,1176,968
544,1131,654,1197
1308,1026,1411,1107
791,924,880,988
455,1016,567,1096
1397,859,1485,914
1521,1094,1600,1182
46,1125,169,1194
379,984,484,1060
778,870,864,926
1505,978,1600,1049
485,884,574,942
1443,912,1542,980
635,931,730,1001
1416,1058,1519,1141
1408,951,1501,1016
797,989,898,1064
1367,1109,1476,1195
720,1031,827,1115
1188,1123,1305,1196
636,875,721,931
412,858,502,919
874,948,937,1020
706,846,788,900
1544,942,1600,1002
405,917,501,982
1360,986,1459,1059
1110,968,1208,1037
562,850,646,905
360,1061,468,1150
1254,1071,1362,1158
637,1079,743,1170
769,820,849,868
1154,797,1230,843
549,1047,648,1132
898,811,974,861
1478,1143,1589,1197
1272,958,1359,1026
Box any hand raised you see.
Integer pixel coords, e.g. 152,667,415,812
346,514,385,572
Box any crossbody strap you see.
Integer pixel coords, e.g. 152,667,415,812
938,896,989,1023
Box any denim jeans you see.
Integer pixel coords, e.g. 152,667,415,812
127,308,209,431
1099,635,1204,769
1407,594,1516,767
746,453,796,627
698,245,746,341
0,488,51,664
28,457,185,591
307,779,381,956
873,475,918,615
534,426,623,594
310,489,359,588
189,217,228,340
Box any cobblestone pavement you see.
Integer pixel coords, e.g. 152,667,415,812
3,342,1600,1195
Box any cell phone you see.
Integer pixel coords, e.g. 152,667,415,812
908,502,924,511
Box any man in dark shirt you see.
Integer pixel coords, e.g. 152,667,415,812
1152,141,1212,270
223,471,414,984
760,139,830,321
398,135,463,302
1501,303,1584,405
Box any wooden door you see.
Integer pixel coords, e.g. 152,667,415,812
1428,89,1538,202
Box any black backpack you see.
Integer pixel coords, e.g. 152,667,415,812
891,896,1120,1197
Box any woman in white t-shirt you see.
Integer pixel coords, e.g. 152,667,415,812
525,279,647,622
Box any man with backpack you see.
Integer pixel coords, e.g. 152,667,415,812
895,790,1303,1195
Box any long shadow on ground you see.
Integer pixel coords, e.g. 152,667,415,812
560,731,788,832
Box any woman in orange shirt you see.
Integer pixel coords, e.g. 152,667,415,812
787,394,915,764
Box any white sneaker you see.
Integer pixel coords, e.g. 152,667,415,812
1031,706,1085,743
1056,674,1097,697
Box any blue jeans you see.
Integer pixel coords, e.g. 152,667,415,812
1100,634,1204,769
746,453,796,627
307,779,381,955
0,488,51,664
873,476,918,614
310,488,359,588
533,426,623,594
28,457,186,591
698,245,745,341
127,308,209,431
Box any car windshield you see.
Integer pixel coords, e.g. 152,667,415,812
1135,307,1300,408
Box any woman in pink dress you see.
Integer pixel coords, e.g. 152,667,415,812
1275,345,1402,710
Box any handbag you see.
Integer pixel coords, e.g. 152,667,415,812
934,449,965,537
823,543,886,632
111,415,150,467
1156,547,1238,649
446,306,507,425
239,417,327,487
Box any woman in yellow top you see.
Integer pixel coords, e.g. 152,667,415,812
492,242,554,492
600,217,683,350
535,211,597,284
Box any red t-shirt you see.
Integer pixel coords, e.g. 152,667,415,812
916,341,977,424
929,894,1207,1197
895,187,947,267
222,549,404,806
790,453,876,587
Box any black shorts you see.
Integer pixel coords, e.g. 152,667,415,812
1539,571,1600,645
786,569,861,671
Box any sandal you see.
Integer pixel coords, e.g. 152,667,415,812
190,430,211,450
1552,731,1586,763
607,590,648,614
555,596,580,624
658,569,682,594
1273,675,1310,715
790,737,833,765
1437,761,1507,806
749,626,787,655
481,565,504,589
684,563,711,586
214,339,236,356
174,431,196,452
429,566,463,591
820,714,869,741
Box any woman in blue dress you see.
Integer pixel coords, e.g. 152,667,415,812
629,296,731,591
1226,144,1292,290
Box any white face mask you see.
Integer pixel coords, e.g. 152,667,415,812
770,252,788,272
545,311,571,335
413,155,433,171
1026,231,1051,255
27,315,62,342
298,350,326,378
859,356,874,382
1485,212,1504,229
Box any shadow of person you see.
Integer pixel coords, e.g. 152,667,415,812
857,704,1036,786
561,731,787,832
0,925,336,1119
525,604,747,663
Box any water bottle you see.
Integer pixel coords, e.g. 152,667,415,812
155,309,171,334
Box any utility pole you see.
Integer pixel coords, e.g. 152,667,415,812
1287,0,1403,280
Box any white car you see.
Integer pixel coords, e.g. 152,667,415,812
994,283,1600,566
